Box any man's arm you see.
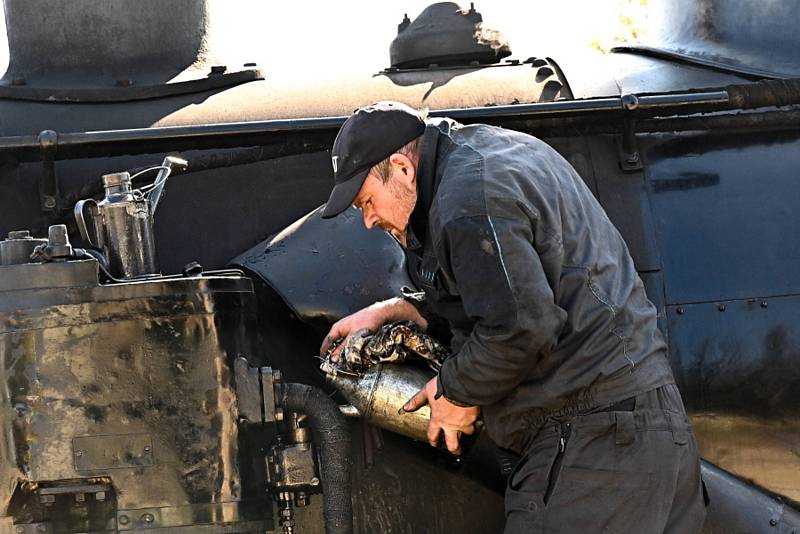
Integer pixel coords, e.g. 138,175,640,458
436,213,567,406
319,297,427,357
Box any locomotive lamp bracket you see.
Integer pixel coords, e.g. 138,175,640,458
616,94,643,172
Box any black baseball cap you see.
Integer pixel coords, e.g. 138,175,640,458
321,101,426,219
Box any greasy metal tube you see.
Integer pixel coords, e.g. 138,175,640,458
280,383,353,534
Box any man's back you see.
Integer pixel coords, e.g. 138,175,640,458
414,120,675,452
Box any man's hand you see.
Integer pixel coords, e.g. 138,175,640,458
403,377,480,455
319,297,428,360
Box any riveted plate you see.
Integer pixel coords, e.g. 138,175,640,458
72,433,154,471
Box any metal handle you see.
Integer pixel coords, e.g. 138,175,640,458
74,198,101,248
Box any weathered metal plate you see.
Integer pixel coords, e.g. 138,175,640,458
73,433,154,471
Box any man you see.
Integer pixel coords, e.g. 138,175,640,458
319,101,705,533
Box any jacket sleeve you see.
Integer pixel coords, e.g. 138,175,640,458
436,213,568,406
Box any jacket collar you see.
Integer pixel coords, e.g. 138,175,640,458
407,121,450,251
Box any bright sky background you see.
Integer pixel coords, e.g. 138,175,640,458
0,0,652,80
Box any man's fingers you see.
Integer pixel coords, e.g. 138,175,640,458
459,423,476,435
427,423,442,448
331,343,345,363
444,429,462,455
402,388,429,413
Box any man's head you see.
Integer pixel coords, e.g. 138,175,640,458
322,101,426,238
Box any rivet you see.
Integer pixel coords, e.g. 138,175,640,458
761,301,768,308
144,446,151,452
118,515,129,525
717,304,725,311
142,513,155,523
676,307,684,315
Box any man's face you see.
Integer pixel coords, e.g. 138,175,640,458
353,152,418,242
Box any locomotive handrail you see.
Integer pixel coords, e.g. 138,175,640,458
0,78,798,164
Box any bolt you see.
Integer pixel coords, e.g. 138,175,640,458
141,513,154,523
676,307,684,315
118,515,129,525
770,518,777,526
43,196,56,209
48,224,68,245
621,93,639,112
761,300,768,308
717,304,725,311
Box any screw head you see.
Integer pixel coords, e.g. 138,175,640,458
717,304,726,311
118,515,129,525
676,307,684,315
761,300,768,308
770,518,778,526
141,513,154,523
43,196,56,209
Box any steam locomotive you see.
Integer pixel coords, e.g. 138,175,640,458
0,1,798,532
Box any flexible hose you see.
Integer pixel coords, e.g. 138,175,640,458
281,383,353,534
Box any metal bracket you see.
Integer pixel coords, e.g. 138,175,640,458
38,129,59,212
233,358,278,424
617,94,643,172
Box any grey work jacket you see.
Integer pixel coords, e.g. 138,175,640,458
405,119,675,453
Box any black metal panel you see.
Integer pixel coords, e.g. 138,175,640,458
586,135,662,272
645,130,800,304
667,295,800,503
231,206,413,326
627,0,800,78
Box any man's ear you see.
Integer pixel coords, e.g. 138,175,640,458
389,153,416,186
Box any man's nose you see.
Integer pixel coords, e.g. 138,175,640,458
362,208,378,230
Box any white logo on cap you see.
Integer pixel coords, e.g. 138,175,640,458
331,156,338,174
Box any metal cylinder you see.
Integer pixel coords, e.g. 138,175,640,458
326,364,433,443
0,229,46,265
100,172,159,278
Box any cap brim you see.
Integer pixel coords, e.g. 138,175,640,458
321,169,369,219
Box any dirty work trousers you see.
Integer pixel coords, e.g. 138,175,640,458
503,384,706,533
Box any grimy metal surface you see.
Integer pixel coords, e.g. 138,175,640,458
0,262,270,531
